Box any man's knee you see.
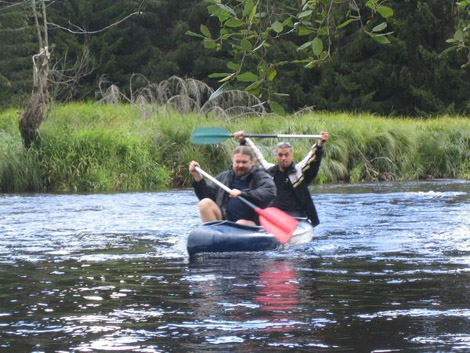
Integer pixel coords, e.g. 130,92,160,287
198,198,223,221
236,219,257,226
199,198,217,211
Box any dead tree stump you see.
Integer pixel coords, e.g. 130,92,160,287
19,47,50,147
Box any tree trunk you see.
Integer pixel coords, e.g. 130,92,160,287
19,46,50,147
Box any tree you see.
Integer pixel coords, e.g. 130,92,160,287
445,1,470,68
2,0,468,119
308,0,470,116
2,0,143,147
18,0,51,147
189,0,470,115
188,0,394,113
0,1,36,106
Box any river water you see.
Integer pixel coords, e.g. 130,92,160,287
0,179,468,352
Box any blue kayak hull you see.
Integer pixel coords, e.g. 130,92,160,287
187,219,314,256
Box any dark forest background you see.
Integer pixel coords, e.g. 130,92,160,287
1,0,469,117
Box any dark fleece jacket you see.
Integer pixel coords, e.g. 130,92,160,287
192,165,276,219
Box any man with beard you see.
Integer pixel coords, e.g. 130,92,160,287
189,146,276,226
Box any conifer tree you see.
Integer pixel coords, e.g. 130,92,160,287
0,2,36,105
309,0,470,115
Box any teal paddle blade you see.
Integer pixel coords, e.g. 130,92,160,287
190,127,232,144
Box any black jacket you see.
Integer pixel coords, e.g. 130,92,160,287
267,157,322,226
244,138,324,226
192,165,276,217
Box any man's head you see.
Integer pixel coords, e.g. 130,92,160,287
275,141,294,171
231,146,255,177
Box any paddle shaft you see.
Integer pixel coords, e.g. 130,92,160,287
244,133,321,139
190,127,322,144
195,166,257,210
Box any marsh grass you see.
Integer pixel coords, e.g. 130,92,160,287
1,104,469,192
227,113,469,183
0,131,41,192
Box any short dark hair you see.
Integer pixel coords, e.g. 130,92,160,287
232,146,255,160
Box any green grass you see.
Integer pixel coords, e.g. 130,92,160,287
1,103,469,192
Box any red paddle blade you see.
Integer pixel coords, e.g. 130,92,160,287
256,207,298,244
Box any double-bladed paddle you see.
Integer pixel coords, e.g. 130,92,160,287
195,166,298,244
191,127,321,145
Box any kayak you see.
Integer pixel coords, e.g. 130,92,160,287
186,218,314,256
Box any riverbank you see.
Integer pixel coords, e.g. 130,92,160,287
1,103,469,192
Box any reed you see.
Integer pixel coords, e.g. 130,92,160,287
226,112,469,183
0,103,469,192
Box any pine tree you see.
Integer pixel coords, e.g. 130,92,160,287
0,2,36,105
310,0,470,116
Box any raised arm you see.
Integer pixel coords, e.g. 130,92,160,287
294,131,329,185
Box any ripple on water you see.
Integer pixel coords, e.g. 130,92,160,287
0,181,468,352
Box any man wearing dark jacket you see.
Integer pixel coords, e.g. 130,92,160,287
234,131,329,227
189,146,276,226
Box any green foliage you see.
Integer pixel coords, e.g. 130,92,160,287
229,112,469,183
34,129,170,192
310,0,470,116
0,132,42,192
415,118,470,178
1,104,172,192
193,0,470,116
444,1,470,68
1,0,469,117
0,2,36,106
148,112,232,187
0,108,19,134
192,0,394,111
1,103,469,193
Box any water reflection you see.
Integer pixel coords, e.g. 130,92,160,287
255,260,298,313
182,256,335,351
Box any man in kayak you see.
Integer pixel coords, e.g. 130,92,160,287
233,131,329,227
189,146,276,226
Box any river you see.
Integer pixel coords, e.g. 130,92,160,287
0,179,469,352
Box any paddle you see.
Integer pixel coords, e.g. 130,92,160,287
191,126,322,145
195,166,298,244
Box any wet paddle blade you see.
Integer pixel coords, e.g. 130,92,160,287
190,127,232,144
257,207,298,244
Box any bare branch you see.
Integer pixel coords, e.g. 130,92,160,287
47,10,142,35
0,1,25,11
41,0,48,48
31,0,43,48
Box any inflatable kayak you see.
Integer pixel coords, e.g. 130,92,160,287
187,218,314,256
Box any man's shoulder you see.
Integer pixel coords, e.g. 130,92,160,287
251,166,274,182
267,164,278,172
252,165,271,176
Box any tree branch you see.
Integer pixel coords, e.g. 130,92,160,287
41,0,48,47
47,10,142,35
31,0,43,48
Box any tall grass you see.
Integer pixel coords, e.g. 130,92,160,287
1,103,469,192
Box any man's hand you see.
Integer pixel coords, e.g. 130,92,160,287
233,131,245,142
317,131,329,147
189,160,203,182
229,189,242,198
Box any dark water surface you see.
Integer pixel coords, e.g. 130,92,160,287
0,179,469,352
